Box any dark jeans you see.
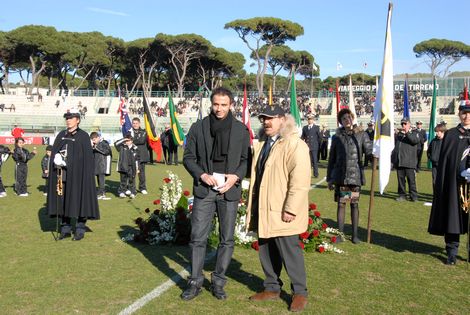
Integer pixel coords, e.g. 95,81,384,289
189,189,238,287
169,146,178,165
258,235,307,296
309,149,319,177
162,146,170,163
397,167,417,200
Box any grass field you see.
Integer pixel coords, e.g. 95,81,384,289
0,145,469,315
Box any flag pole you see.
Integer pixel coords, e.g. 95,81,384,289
367,157,378,243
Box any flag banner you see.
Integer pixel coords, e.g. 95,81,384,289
464,81,468,101
427,76,437,169
372,3,394,194
168,90,185,146
289,67,302,130
348,75,357,125
118,89,132,137
242,82,254,145
143,94,162,161
403,75,410,119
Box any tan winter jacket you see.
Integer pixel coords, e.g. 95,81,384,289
245,115,311,238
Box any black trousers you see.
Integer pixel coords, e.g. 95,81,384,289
118,172,136,194
138,163,146,191
162,146,170,163
417,147,424,169
320,141,328,160
309,150,319,177
397,167,417,200
169,146,178,165
14,163,28,194
258,235,307,296
0,171,5,192
96,174,105,195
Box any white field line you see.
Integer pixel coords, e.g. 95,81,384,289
119,177,325,314
118,251,217,315
311,177,327,189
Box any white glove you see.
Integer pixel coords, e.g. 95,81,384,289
460,168,470,182
54,153,66,167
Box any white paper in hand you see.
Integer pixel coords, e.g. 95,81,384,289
212,172,226,191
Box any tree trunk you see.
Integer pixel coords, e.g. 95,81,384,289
29,55,46,95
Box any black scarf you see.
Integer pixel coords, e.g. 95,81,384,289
209,110,233,161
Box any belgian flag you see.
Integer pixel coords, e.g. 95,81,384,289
143,94,162,161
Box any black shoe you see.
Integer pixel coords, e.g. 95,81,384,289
181,281,202,301
445,255,456,265
409,198,417,202
210,284,227,300
73,222,86,241
58,224,72,240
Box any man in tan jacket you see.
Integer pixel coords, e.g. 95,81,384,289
246,105,311,312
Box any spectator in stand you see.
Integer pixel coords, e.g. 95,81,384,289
11,124,24,139
0,103,5,112
55,100,60,108
10,103,15,112
38,93,43,102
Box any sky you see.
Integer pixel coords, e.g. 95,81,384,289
1,0,469,80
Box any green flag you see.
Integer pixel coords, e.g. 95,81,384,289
427,76,437,169
290,68,301,129
168,89,185,146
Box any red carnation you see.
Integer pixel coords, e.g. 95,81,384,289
314,211,321,217
309,203,317,210
322,223,328,230
299,241,305,250
183,190,190,196
318,246,325,253
163,178,171,183
331,236,337,243
308,217,313,225
313,229,320,237
251,240,259,251
299,231,310,240
153,199,161,205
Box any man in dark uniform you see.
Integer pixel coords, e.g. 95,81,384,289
393,117,420,202
415,120,427,171
182,87,250,301
301,115,321,177
428,102,470,265
47,108,100,241
319,124,330,161
90,132,112,200
160,125,171,164
131,118,149,194
364,121,375,167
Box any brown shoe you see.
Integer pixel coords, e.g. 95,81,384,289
289,294,308,312
249,291,280,301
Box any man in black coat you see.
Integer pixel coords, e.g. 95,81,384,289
182,87,250,301
415,120,427,171
90,132,112,199
364,121,375,167
428,103,470,265
47,109,100,241
393,117,420,202
319,124,330,161
301,115,321,177
160,125,170,164
131,117,149,194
